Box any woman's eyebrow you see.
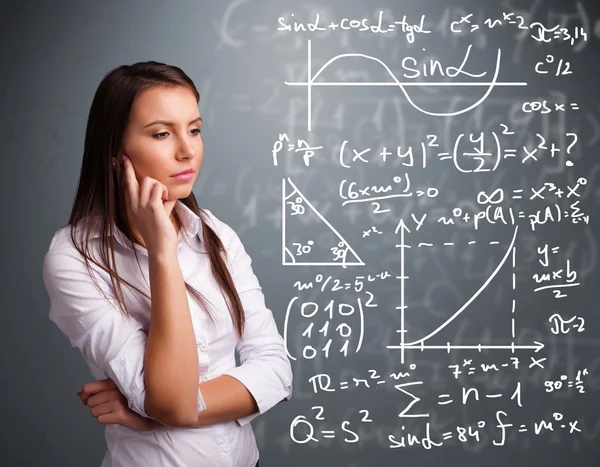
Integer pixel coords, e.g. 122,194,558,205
143,116,202,128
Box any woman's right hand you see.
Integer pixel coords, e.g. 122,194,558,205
121,154,178,255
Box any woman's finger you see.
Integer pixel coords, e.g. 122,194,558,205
90,399,118,418
97,412,123,425
79,379,118,406
81,378,115,400
138,176,153,209
87,388,124,408
150,180,167,210
122,154,139,209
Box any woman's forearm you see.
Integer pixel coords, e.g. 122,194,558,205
143,250,199,426
192,375,259,427
143,376,260,430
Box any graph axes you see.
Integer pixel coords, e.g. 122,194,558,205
387,342,545,353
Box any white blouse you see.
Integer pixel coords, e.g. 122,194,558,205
42,200,293,467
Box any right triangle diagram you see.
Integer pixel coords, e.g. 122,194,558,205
282,178,364,267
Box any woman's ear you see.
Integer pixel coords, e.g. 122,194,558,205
112,153,126,167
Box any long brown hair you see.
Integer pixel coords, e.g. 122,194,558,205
67,60,246,339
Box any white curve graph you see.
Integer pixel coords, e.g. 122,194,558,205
404,225,519,346
285,40,528,131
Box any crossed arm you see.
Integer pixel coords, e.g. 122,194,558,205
81,370,288,431
49,213,292,432
188,377,286,428
145,375,286,430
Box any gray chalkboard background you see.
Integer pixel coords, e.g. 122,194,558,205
3,0,600,465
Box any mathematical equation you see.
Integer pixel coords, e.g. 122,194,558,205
272,129,579,171
277,10,588,46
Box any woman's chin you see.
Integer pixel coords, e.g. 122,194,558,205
170,186,193,199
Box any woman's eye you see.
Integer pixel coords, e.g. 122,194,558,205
152,129,201,139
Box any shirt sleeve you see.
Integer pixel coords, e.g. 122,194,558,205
42,243,206,419
216,219,294,427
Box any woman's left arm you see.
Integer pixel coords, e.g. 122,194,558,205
190,215,294,428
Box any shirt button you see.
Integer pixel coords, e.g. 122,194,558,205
199,344,207,352
222,445,230,452
201,376,208,382
191,311,198,319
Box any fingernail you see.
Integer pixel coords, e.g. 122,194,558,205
121,154,126,163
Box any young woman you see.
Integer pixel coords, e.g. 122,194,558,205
42,61,293,467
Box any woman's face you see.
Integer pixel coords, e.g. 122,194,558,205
120,85,203,201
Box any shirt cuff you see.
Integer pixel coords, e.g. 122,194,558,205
127,389,149,419
107,348,148,418
197,385,207,413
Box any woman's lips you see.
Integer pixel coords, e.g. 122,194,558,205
170,172,193,181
